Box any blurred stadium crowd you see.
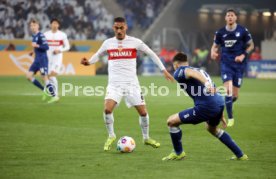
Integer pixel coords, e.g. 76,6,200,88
0,0,169,40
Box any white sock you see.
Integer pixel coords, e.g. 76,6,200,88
103,113,116,138
49,77,58,96
139,114,149,140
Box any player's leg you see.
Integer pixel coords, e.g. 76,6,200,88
49,72,58,97
103,99,117,151
206,124,248,160
134,105,160,148
162,113,186,161
27,61,44,90
224,80,234,127
232,87,239,102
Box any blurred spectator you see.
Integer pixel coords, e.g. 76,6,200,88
117,0,169,29
249,46,262,61
0,0,114,40
191,47,209,69
69,44,77,51
5,43,15,51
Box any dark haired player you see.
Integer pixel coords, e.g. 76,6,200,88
44,18,70,102
162,52,248,161
211,9,254,127
81,17,174,151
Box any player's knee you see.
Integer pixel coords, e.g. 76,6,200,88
206,125,217,136
26,74,33,81
104,108,113,114
139,112,147,117
233,96,238,102
167,115,177,127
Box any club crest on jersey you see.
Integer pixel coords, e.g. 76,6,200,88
224,40,237,47
235,32,240,37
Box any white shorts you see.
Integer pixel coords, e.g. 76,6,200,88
48,55,62,74
105,83,145,108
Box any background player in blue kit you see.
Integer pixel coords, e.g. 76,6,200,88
162,52,248,161
26,19,58,103
211,9,254,127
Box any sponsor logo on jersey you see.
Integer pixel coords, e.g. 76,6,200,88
224,40,237,47
47,40,64,46
235,32,240,37
107,48,137,60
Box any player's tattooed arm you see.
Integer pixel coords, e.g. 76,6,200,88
235,40,254,63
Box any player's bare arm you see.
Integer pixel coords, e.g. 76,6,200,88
211,43,219,60
185,68,215,93
235,40,254,63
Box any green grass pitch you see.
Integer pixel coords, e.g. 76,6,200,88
0,76,276,178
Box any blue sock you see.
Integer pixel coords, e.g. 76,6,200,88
217,130,243,158
46,83,55,97
169,127,183,155
31,78,44,90
225,95,233,118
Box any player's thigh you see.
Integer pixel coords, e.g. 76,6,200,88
104,99,117,114
125,85,145,108
104,84,123,111
39,56,49,77
134,105,148,116
49,59,62,76
178,107,203,125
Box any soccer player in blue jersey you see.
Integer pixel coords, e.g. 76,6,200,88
162,52,248,161
26,19,58,103
211,9,254,127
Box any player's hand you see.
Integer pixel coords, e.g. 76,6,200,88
163,70,174,82
53,49,61,55
211,51,219,60
81,57,90,66
31,42,39,48
235,54,245,63
29,51,33,56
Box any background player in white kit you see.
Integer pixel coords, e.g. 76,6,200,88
44,18,70,102
81,17,174,151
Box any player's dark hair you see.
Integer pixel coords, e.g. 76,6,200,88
225,8,237,16
173,52,188,63
114,17,126,23
50,18,60,25
29,19,39,25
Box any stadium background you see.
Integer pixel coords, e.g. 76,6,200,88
0,0,276,178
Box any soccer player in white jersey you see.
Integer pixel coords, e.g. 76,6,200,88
44,18,70,103
81,17,174,151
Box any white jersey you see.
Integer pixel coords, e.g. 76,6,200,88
44,30,70,73
89,35,165,84
44,30,70,61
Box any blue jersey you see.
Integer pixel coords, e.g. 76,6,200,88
174,66,224,108
214,24,252,69
32,32,49,60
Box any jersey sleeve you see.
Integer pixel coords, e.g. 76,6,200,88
173,67,187,81
243,28,252,44
61,33,70,52
136,39,165,71
37,33,49,51
214,30,222,45
88,40,107,64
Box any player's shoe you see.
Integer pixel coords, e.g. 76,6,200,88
104,136,116,151
227,118,234,127
162,151,186,161
47,96,60,104
144,138,160,148
42,91,49,101
230,154,248,161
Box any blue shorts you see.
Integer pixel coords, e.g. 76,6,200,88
220,63,245,88
178,105,224,126
29,56,48,76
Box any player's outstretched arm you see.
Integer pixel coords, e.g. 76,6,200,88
162,69,174,82
185,68,215,93
211,43,219,60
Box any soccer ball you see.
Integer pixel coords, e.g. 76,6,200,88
117,136,136,153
